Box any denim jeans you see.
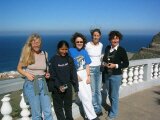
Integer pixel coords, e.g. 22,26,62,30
90,66,102,114
105,74,122,118
23,78,53,120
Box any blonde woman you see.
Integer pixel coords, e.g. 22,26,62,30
17,34,53,120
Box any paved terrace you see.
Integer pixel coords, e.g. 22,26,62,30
76,85,160,120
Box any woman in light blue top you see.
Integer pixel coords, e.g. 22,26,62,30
69,32,99,120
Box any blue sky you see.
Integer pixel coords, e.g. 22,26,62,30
0,0,160,35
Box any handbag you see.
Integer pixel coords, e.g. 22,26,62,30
44,51,55,92
46,78,55,92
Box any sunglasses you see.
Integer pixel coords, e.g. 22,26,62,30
76,41,83,43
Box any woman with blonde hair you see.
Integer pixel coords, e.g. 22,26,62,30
17,33,53,120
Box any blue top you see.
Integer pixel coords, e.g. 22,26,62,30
69,48,91,70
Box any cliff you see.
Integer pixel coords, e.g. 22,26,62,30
131,32,160,60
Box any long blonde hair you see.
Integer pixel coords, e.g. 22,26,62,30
20,33,42,66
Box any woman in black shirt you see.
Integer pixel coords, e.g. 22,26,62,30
102,31,129,120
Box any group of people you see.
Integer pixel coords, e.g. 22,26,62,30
17,29,129,120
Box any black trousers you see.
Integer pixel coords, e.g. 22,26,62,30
52,83,73,120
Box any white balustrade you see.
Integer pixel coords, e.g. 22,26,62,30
20,93,30,120
122,68,128,86
138,65,144,82
0,94,12,120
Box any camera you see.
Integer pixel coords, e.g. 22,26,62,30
63,84,68,90
106,52,116,76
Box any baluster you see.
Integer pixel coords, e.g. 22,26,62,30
0,94,12,120
158,63,160,78
151,64,154,79
122,68,128,86
128,67,134,85
138,65,144,82
153,63,159,79
133,66,139,84
20,93,30,120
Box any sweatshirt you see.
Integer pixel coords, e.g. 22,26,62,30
49,54,79,92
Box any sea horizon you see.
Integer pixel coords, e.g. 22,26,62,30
0,34,153,72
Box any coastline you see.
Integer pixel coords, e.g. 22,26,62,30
127,52,135,60
0,71,21,80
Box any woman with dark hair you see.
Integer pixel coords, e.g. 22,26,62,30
69,32,99,120
49,40,79,120
85,28,103,116
101,31,129,120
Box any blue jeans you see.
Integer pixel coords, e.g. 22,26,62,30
105,74,122,118
23,78,53,120
90,66,102,114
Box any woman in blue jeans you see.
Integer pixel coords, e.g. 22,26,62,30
85,28,103,116
101,31,129,120
17,34,53,120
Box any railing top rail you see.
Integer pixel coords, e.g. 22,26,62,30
129,58,160,66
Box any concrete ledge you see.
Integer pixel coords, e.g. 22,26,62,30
0,78,24,94
119,79,160,98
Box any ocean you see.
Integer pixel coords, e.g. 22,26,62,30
0,34,153,72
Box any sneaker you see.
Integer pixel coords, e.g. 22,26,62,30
92,117,100,120
96,112,103,117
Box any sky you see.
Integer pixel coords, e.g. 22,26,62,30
0,0,160,35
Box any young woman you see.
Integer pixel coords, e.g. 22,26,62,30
17,33,53,120
69,32,99,120
85,28,103,116
102,31,129,120
49,40,79,120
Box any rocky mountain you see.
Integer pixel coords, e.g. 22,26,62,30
131,32,160,60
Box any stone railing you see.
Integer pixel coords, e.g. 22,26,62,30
120,58,160,98
1,58,160,120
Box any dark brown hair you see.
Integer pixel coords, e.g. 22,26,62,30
90,28,101,36
108,30,123,41
70,32,87,49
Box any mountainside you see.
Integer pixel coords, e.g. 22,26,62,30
131,32,160,60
